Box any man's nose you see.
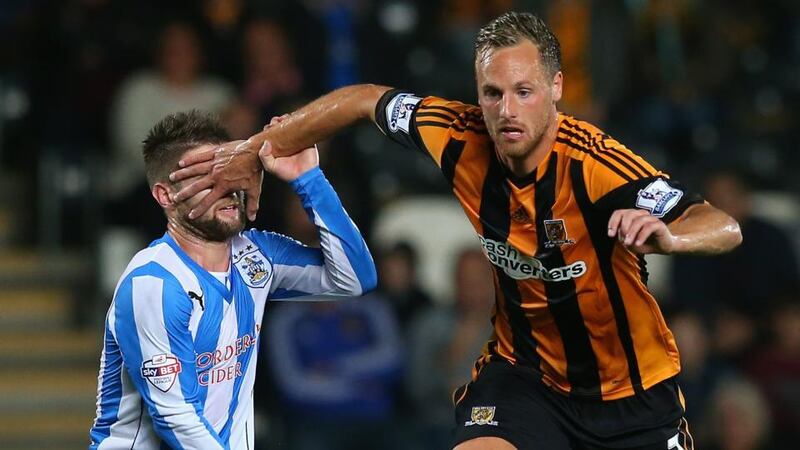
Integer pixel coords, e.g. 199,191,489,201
500,94,516,118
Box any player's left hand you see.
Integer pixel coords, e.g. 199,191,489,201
607,209,676,254
260,143,319,182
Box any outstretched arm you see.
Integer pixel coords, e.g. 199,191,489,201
608,203,742,255
247,83,391,157
170,84,392,218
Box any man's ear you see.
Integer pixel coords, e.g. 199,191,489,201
152,182,174,209
552,71,563,103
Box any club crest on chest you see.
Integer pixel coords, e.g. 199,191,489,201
233,241,271,288
543,219,575,248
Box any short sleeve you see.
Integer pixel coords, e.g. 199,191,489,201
581,136,704,224
374,89,488,168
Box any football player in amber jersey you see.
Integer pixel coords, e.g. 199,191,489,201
170,11,741,450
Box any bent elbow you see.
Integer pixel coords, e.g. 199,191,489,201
363,266,378,294
730,220,743,249
330,261,377,297
722,217,743,252
360,263,378,294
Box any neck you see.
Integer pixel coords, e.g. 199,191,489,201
502,109,559,178
167,221,231,272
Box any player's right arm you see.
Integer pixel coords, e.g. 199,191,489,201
169,84,392,218
170,86,479,219
112,269,224,449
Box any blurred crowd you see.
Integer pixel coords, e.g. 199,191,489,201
1,0,799,449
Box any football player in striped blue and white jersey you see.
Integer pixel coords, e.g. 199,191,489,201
89,111,377,450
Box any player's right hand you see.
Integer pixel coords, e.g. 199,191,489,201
170,137,265,221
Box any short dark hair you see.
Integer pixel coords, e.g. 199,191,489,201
142,110,229,187
475,11,561,77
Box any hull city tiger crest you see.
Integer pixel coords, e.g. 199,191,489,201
465,406,498,426
141,354,182,393
233,242,271,288
543,219,575,248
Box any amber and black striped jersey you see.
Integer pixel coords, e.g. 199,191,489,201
374,89,705,401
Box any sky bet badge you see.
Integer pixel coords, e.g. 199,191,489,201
141,354,182,392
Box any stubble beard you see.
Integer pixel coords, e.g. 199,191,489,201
191,214,245,242
496,139,534,160
490,113,552,164
489,127,538,162
177,205,246,243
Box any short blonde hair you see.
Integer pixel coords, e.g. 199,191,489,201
475,11,561,77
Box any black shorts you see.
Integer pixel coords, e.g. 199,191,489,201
452,361,694,450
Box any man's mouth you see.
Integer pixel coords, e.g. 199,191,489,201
500,125,525,140
217,203,240,216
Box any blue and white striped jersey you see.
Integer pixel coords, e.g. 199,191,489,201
89,168,377,450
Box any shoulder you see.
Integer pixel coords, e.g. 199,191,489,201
417,96,482,117
239,229,305,255
556,115,662,192
114,240,201,303
416,96,488,133
414,96,492,159
556,115,618,158
379,90,487,133
235,229,318,271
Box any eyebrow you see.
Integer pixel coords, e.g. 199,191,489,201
481,81,534,91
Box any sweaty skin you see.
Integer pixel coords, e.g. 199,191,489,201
476,41,562,177
608,203,741,255
169,44,741,257
154,140,319,272
169,84,389,219
168,38,741,450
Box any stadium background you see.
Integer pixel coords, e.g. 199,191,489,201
0,0,798,449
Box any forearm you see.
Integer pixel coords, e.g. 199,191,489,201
262,84,392,157
667,203,743,255
290,168,378,295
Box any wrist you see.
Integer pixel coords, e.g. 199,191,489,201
254,130,274,158
289,166,324,189
661,233,683,254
